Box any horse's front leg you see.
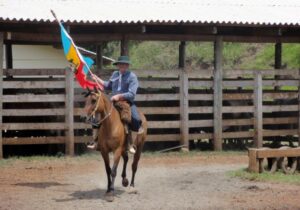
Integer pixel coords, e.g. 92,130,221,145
110,148,123,194
101,151,114,202
121,152,129,187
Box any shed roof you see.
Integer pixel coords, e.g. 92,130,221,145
0,0,300,26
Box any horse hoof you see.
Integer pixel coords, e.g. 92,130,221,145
105,192,114,202
122,178,129,187
128,186,138,194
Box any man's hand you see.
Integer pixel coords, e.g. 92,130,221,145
111,94,123,102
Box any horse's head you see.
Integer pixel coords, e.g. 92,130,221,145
82,88,105,122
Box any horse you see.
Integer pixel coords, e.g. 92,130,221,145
82,89,147,202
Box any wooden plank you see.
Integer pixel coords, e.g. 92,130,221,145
189,94,213,100
65,69,74,156
224,69,300,79
189,80,213,88
223,118,253,126
145,121,181,129
190,132,213,140
147,134,181,142
136,94,179,101
4,68,65,76
139,80,180,88
263,92,298,100
2,123,65,130
139,107,179,115
263,129,298,137
222,106,254,113
254,71,263,148
135,70,180,78
256,147,300,158
223,93,253,100
188,70,213,79
3,81,65,89
189,106,213,114
223,80,254,87
3,137,66,145
189,120,213,128
263,105,298,112
0,32,3,158
263,117,298,125
213,36,223,151
3,108,65,116
3,94,65,102
223,131,254,139
222,79,298,87
180,69,189,150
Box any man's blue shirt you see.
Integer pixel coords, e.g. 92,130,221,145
103,70,138,103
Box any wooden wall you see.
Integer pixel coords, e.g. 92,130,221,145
0,68,299,157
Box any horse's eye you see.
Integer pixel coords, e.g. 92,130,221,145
91,99,96,104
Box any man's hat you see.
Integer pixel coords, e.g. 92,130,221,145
112,55,131,65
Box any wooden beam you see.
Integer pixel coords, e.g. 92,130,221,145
121,37,129,56
179,41,189,151
5,43,12,69
254,71,263,148
179,41,186,68
65,68,74,156
0,32,3,159
298,69,300,147
96,43,103,74
213,36,223,151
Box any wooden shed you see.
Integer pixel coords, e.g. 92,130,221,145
0,0,299,157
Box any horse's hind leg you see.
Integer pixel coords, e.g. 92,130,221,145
121,152,129,187
129,142,144,193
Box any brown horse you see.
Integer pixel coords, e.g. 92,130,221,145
83,89,147,202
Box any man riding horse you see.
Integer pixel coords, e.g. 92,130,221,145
88,55,144,154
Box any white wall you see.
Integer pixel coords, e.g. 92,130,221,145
3,45,69,69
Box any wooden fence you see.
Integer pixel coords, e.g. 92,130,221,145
0,68,299,157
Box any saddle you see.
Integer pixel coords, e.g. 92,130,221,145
114,101,132,124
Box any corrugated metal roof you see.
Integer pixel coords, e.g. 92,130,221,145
0,0,299,26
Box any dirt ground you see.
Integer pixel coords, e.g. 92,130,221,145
0,152,300,210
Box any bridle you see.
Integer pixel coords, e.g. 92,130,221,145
88,91,113,126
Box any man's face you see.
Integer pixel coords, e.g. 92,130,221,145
117,63,129,73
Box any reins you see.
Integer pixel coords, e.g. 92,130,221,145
89,91,113,126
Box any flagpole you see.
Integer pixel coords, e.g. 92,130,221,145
50,9,104,90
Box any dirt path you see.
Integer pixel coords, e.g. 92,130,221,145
0,152,299,210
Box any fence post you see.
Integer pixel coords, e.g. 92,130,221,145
65,68,74,156
179,69,189,151
179,41,189,151
298,69,300,147
213,36,223,151
96,43,103,74
0,32,3,159
254,71,263,148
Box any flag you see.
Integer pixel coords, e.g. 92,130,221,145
59,23,103,90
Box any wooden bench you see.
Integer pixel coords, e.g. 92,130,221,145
248,147,300,174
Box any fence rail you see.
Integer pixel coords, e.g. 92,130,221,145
0,68,299,156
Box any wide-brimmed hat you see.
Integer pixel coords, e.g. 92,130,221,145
112,56,131,65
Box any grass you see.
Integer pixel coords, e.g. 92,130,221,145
228,167,300,185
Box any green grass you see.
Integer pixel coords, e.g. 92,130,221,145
228,168,300,185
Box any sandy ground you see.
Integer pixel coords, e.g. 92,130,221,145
0,152,300,210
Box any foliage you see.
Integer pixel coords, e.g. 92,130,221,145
228,168,300,185
101,41,299,70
